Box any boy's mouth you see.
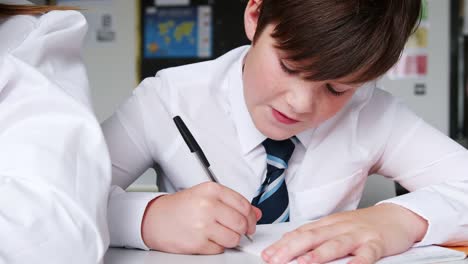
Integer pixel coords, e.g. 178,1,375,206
271,108,299,125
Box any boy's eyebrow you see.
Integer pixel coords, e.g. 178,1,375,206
332,83,361,91
278,53,312,75
279,59,301,73
331,77,365,87
277,48,368,85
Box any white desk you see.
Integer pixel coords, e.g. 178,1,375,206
104,248,468,264
104,248,262,264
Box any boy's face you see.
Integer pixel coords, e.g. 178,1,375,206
243,24,362,140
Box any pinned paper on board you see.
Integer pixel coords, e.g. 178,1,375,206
55,0,116,44
387,0,429,80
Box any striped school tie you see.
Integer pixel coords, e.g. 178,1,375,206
251,138,295,224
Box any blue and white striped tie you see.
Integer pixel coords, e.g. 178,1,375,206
252,138,295,224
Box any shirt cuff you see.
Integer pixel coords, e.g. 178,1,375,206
108,187,166,250
377,189,458,247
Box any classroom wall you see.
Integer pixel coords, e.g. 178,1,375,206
50,0,138,121
75,0,157,189
79,1,138,122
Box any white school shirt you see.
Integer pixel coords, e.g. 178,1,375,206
0,9,111,264
104,46,468,250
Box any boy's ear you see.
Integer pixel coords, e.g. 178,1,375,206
244,0,261,41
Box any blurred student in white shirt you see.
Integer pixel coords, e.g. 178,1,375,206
0,2,111,263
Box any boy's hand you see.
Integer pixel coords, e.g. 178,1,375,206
141,182,261,254
261,203,428,264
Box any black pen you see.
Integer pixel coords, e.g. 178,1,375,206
173,116,254,242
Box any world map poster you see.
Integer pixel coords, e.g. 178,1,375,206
144,6,212,59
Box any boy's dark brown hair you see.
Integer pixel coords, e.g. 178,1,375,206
0,4,77,17
253,0,422,84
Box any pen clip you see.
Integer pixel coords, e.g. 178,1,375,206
173,116,210,168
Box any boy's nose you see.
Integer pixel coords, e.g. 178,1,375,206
286,85,315,114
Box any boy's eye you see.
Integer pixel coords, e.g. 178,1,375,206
326,83,346,96
279,60,299,75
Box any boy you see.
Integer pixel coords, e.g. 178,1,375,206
104,1,468,263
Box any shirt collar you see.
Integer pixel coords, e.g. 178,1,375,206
295,129,314,149
227,46,265,155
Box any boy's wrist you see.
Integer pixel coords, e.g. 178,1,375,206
376,203,429,243
141,194,168,249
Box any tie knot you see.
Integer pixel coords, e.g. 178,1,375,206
262,138,295,166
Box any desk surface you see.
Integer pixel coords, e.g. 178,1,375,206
104,248,261,264
104,248,468,264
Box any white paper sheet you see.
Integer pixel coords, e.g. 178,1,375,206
238,221,466,264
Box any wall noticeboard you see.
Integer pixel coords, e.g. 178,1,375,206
140,0,249,80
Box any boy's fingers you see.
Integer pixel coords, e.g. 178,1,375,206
263,229,342,264
200,183,258,236
214,202,249,236
263,229,307,261
215,185,252,216
197,240,225,255
245,206,258,235
263,231,318,264
297,234,358,264
349,240,383,264
263,222,355,262
262,229,311,262
208,222,242,249
215,185,258,234
253,206,262,220
262,243,281,262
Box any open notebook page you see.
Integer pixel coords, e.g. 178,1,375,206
237,221,466,264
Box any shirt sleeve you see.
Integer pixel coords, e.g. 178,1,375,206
103,78,167,250
374,101,468,246
0,11,111,263
0,97,112,264
11,10,92,109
